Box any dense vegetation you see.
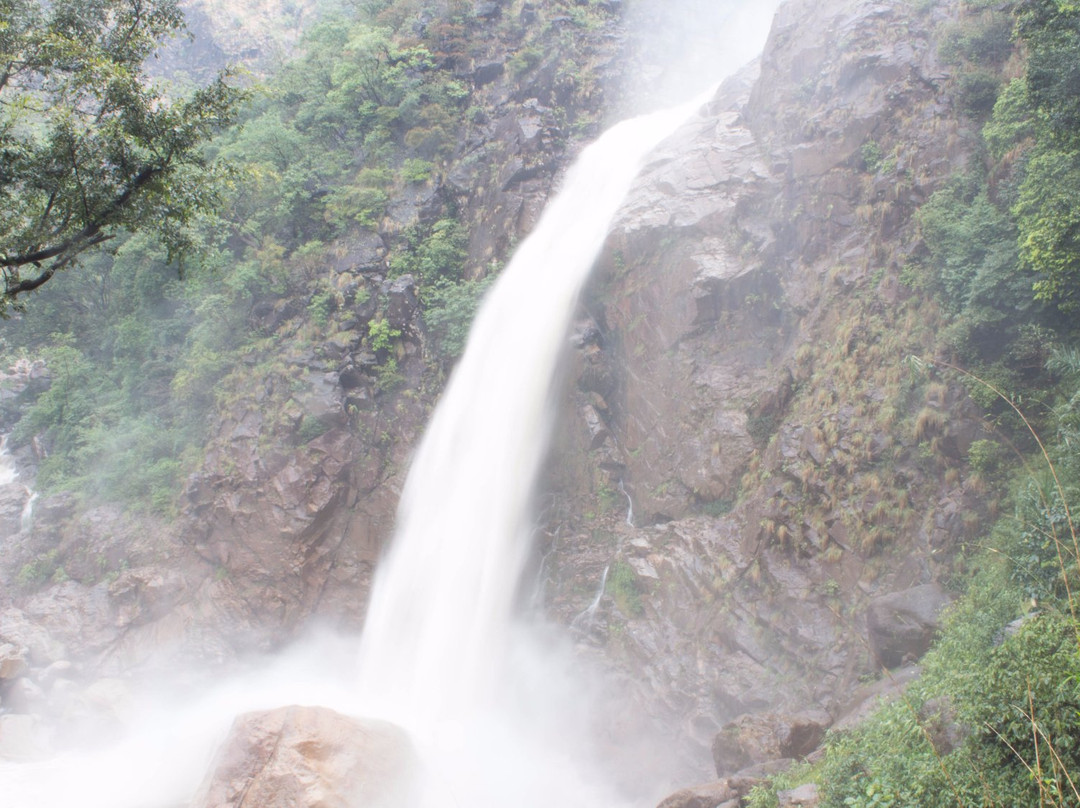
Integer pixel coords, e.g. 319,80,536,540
751,1,1080,805
0,0,616,514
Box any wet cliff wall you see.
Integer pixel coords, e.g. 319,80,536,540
545,0,995,783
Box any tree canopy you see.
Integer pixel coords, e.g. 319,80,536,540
0,0,245,313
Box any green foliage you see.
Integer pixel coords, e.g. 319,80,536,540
861,141,884,173
1010,471,1080,600
1018,0,1080,149
747,412,779,447
1003,0,1080,312
983,78,1035,161
423,275,494,360
918,184,1023,316
390,218,468,286
700,498,735,517
955,68,1004,117
367,317,401,354
214,14,467,250
16,549,61,590
0,0,246,312
967,438,1006,478
296,415,329,444
1015,146,1080,311
609,560,644,617
940,11,1016,67
307,287,336,327
401,158,435,184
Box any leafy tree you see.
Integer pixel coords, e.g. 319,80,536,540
1018,0,1080,148
1011,0,1080,311
0,0,245,312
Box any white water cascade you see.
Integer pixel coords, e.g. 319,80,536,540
357,95,704,715
352,93,709,806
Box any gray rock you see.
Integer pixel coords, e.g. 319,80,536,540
474,60,505,87
867,583,951,668
383,274,419,332
4,676,45,713
473,0,500,19
779,783,820,807
0,483,29,537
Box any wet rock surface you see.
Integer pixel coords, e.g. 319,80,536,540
543,0,988,785
192,706,418,808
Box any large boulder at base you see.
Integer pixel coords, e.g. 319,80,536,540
191,706,418,808
866,584,951,669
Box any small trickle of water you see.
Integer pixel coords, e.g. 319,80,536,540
619,478,635,528
20,490,37,532
571,563,611,634
0,434,19,487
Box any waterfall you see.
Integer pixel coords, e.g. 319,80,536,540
356,96,706,719
352,94,710,805
0,434,19,487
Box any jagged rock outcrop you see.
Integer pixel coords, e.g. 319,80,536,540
545,0,994,785
866,583,951,668
711,710,832,776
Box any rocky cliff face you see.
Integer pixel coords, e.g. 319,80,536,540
544,0,991,785
0,0,999,796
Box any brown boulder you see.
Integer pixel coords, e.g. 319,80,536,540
712,710,831,776
655,780,737,808
192,706,418,808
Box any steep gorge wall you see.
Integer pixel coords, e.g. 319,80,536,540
544,0,994,784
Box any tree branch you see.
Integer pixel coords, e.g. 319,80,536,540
1,163,163,269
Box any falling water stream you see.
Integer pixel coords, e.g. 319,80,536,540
351,92,711,807
356,94,705,716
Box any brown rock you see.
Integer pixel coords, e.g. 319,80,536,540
712,710,831,775
0,642,28,680
192,706,418,808
655,779,737,808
